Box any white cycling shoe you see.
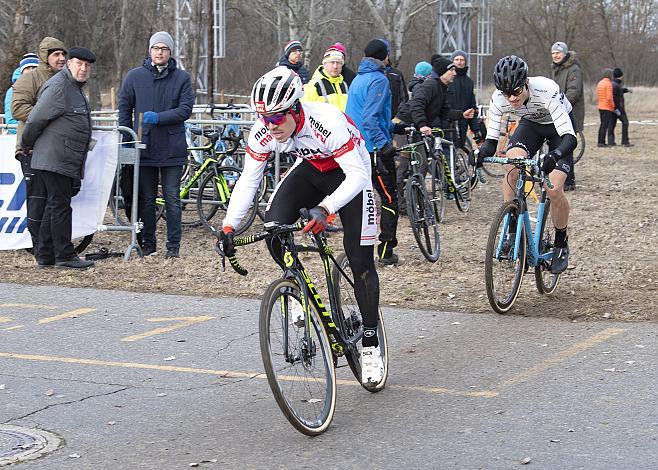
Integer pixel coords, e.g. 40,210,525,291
361,345,384,385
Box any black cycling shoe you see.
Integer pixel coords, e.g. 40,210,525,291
551,244,569,274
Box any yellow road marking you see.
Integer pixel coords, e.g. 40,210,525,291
493,327,625,390
38,308,97,324
0,351,487,396
0,316,11,323
0,304,59,310
121,316,215,342
0,328,624,398
2,325,25,331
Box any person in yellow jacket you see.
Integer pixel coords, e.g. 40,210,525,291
303,46,348,111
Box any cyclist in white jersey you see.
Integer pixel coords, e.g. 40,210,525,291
217,66,384,385
476,56,577,273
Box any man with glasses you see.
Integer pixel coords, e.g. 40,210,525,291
218,66,384,386
476,55,577,274
118,31,194,259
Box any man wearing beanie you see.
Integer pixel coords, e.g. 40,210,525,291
408,61,431,94
118,31,194,259
346,39,399,265
409,56,474,137
332,42,356,85
11,37,67,256
302,45,349,111
611,67,632,147
277,40,309,84
447,50,485,148
19,46,97,269
4,53,38,135
551,41,583,190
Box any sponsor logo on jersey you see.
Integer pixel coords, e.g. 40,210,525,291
366,189,376,226
289,147,325,159
259,133,273,146
307,115,332,143
254,126,268,141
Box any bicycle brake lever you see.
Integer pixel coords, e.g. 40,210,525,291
213,239,226,272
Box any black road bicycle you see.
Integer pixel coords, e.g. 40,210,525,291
214,210,389,435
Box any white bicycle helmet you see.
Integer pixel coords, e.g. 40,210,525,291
250,66,304,114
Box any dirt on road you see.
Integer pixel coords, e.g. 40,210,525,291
2,116,657,323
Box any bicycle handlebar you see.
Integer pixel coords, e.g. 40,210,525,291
480,153,554,189
212,208,332,276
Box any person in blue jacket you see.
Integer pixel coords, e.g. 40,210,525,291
118,31,195,259
345,38,399,265
4,54,39,134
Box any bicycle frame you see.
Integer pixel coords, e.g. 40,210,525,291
493,160,553,267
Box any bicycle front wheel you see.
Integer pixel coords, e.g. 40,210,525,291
453,148,472,213
260,279,337,436
535,199,561,294
332,253,389,392
428,158,446,223
485,201,526,313
406,176,440,262
197,166,258,235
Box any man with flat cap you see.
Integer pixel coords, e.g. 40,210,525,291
19,46,97,269
11,37,67,254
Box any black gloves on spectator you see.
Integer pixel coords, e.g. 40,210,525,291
303,206,329,235
392,122,408,135
218,228,235,257
542,149,562,175
475,138,498,167
380,143,396,160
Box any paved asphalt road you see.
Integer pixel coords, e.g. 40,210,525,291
0,283,656,469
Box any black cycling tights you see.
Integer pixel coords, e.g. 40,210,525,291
264,160,380,330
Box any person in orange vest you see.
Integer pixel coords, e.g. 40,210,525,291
596,68,616,147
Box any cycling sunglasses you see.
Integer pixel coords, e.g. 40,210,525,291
260,111,289,126
503,85,525,98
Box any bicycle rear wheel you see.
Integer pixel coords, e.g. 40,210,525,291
453,148,472,213
485,201,526,313
259,279,336,436
405,175,440,262
534,199,561,294
197,166,258,235
573,130,586,164
332,253,389,392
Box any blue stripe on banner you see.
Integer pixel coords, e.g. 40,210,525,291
6,217,19,233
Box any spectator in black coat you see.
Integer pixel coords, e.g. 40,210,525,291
277,40,310,84
19,47,97,269
447,50,483,147
612,67,633,147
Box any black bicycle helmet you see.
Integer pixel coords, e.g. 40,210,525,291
493,55,528,94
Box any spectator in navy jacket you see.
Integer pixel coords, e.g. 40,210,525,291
118,31,194,258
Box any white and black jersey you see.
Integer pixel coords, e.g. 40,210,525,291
486,76,575,140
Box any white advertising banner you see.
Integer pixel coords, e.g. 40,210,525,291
0,131,119,250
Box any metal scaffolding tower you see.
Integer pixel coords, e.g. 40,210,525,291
175,0,226,100
437,0,492,103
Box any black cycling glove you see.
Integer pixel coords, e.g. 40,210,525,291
218,228,235,257
476,138,498,167
542,149,562,175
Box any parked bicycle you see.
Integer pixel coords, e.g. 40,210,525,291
481,154,560,314
213,210,389,436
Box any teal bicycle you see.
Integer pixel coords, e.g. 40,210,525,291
482,155,560,313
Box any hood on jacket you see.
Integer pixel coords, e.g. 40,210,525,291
357,57,385,74
38,37,66,66
11,67,20,83
552,51,580,71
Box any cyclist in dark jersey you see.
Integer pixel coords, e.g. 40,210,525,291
218,67,384,385
476,56,577,273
